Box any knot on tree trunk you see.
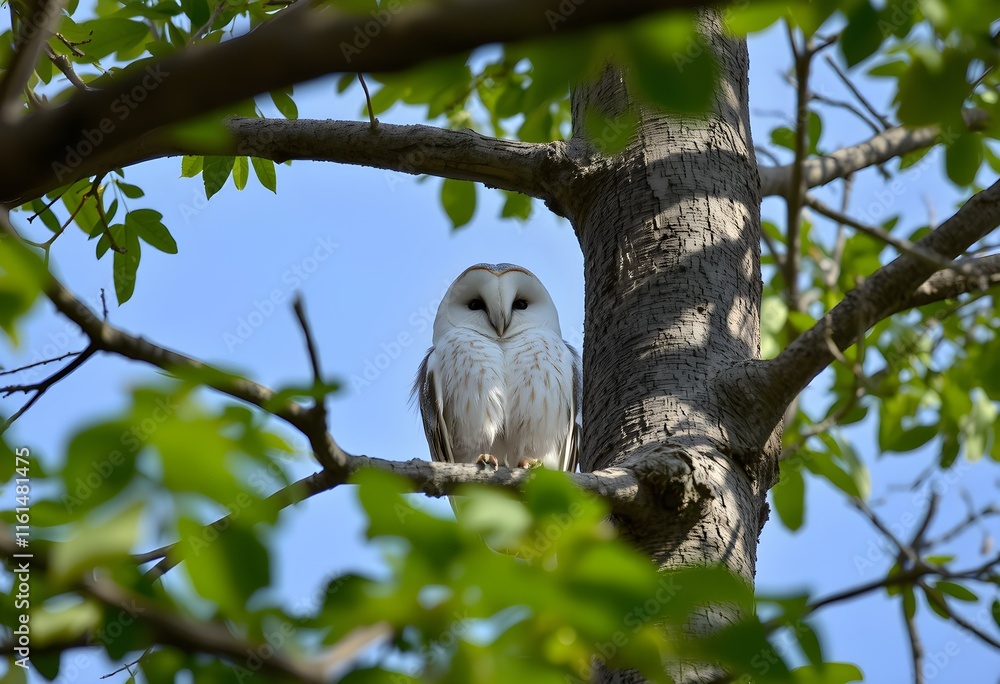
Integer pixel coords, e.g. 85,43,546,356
617,442,708,522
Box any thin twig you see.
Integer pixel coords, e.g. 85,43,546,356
0,350,83,376
903,600,925,684
291,294,348,472
1,347,96,433
45,44,92,92
805,194,956,270
824,55,890,128
926,504,1000,548
188,0,228,44
357,73,377,129
917,579,1000,649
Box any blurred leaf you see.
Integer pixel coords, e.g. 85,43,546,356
773,464,805,531
840,1,881,66
178,518,270,617
0,236,47,345
934,581,977,602
49,504,142,585
441,178,476,229
791,662,864,684
945,132,983,186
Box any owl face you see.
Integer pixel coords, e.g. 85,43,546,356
433,263,562,343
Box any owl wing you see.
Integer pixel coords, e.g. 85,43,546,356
413,348,455,464
560,341,582,473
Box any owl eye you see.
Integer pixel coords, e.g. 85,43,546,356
468,298,485,311
513,299,528,310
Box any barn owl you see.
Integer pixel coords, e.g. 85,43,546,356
413,263,580,472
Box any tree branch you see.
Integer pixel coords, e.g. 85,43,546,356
805,194,955,270
141,456,669,578
41,272,349,475
0,0,718,203
0,0,69,123
25,117,584,216
725,178,1000,442
759,110,990,198
894,254,1000,312
0,530,327,684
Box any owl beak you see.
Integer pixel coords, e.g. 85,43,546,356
489,309,510,337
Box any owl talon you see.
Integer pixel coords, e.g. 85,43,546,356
476,454,499,469
517,458,542,469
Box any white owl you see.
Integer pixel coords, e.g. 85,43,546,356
413,263,581,471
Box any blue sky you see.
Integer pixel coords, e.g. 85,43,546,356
3,19,999,684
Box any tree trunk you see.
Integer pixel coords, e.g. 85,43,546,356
565,12,777,682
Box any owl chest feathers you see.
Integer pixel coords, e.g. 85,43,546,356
431,327,573,466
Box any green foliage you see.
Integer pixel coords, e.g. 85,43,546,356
0,236,47,345
2,0,999,681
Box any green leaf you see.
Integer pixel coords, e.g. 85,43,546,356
791,662,864,684
992,599,1000,629
807,111,822,154
771,126,795,151
251,157,277,193
934,581,977,602
233,156,249,191
61,421,140,515
804,451,861,499
625,17,717,113
126,209,178,254
113,229,141,304
0,236,48,345
500,191,532,221
795,621,824,667
29,198,62,233
945,132,983,186
922,584,951,619
180,155,203,178
49,504,142,584
270,89,298,119
203,155,235,199
902,585,917,621
441,178,476,229
177,518,270,617
74,19,149,60
115,181,145,199
841,1,882,66
896,49,972,128
772,465,805,531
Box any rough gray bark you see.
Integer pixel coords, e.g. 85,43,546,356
563,12,773,683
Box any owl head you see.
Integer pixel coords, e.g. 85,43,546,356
432,263,563,342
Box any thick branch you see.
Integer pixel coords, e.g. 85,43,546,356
725,178,1000,442
759,110,990,197
896,254,1000,312
23,117,584,215
143,456,672,577
0,0,716,203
